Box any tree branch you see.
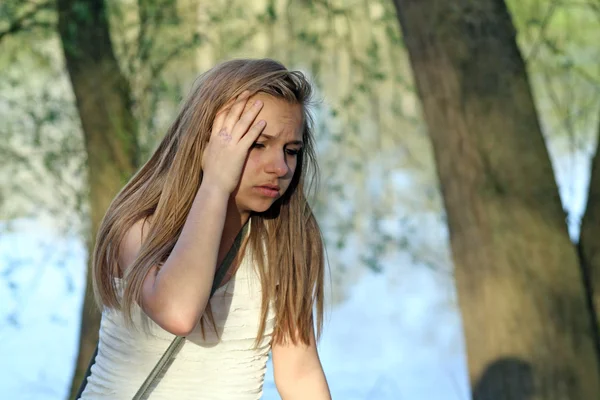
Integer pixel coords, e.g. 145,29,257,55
525,0,558,62
137,32,206,98
0,1,54,42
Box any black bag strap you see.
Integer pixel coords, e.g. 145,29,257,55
76,222,249,399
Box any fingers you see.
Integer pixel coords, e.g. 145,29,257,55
211,91,266,145
222,91,251,133
232,99,264,140
211,110,227,137
240,119,267,148
211,91,249,136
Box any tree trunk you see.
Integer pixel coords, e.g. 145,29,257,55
579,111,600,332
56,0,139,398
392,0,600,399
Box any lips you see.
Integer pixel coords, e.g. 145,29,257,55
254,184,280,198
258,184,280,191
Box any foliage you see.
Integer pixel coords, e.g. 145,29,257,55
2,0,599,303
510,0,600,154
0,28,86,233
507,0,600,235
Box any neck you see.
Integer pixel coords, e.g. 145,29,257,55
223,197,250,238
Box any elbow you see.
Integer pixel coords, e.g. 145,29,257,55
163,319,197,337
152,308,201,337
141,277,209,336
142,297,207,337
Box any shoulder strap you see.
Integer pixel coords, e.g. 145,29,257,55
75,222,249,400
132,222,249,399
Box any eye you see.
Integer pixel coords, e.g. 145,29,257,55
286,148,301,156
251,142,265,149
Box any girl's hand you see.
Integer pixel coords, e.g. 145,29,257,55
201,91,266,194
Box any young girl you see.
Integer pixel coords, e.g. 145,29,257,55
78,58,331,399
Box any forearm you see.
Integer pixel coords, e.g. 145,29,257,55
146,182,229,329
277,368,331,400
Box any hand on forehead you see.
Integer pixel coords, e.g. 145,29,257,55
216,91,264,117
243,92,269,112
216,91,303,139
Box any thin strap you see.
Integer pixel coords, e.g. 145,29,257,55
75,222,249,400
131,222,249,400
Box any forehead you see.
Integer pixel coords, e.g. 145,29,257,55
246,93,303,141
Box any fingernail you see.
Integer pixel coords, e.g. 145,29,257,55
254,100,263,107
258,120,266,126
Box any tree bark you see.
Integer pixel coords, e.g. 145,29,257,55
392,0,600,399
56,0,139,398
579,111,600,332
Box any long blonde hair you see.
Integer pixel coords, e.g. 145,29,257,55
92,58,324,345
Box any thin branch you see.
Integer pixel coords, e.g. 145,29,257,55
137,0,155,65
0,1,54,42
545,38,600,88
138,33,208,98
559,0,600,21
525,0,558,62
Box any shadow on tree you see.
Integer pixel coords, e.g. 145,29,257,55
472,357,534,400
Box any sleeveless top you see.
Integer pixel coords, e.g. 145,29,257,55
79,251,276,399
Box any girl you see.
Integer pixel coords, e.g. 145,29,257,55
79,58,331,399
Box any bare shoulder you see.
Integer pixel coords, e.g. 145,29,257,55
117,216,153,276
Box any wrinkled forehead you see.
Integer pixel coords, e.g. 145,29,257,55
247,93,304,139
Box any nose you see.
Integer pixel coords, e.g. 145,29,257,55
265,151,288,177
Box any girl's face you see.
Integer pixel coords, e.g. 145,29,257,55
232,93,304,217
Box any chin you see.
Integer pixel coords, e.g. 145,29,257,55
250,201,276,214
239,198,276,214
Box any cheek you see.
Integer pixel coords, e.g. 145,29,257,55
288,157,299,175
281,158,299,190
239,154,261,183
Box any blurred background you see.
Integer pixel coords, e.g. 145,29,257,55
1,0,600,399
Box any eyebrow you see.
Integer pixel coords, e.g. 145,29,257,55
259,132,303,146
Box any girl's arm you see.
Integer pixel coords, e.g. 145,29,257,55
118,92,265,336
119,184,229,336
272,325,331,400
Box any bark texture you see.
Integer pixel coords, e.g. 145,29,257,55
579,112,600,334
56,0,139,398
392,0,600,398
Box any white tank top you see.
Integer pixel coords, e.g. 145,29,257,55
79,253,276,399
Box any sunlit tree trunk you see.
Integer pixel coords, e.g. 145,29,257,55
56,0,139,398
392,0,600,398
